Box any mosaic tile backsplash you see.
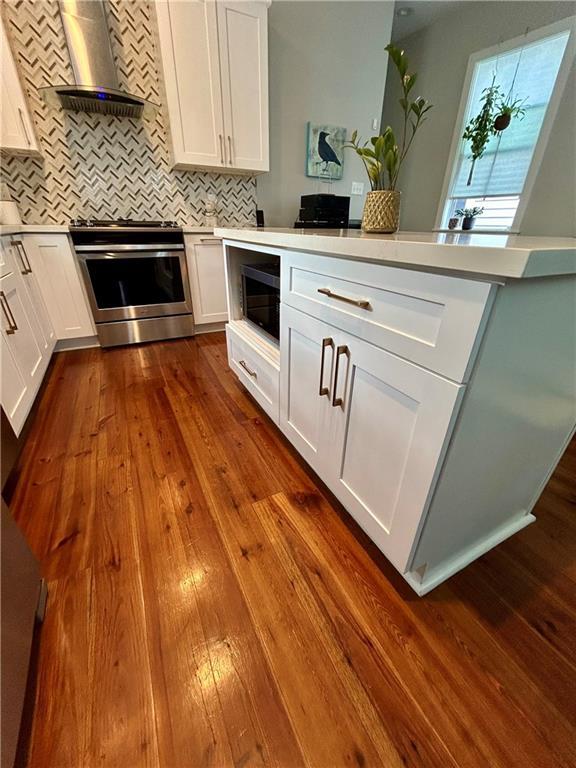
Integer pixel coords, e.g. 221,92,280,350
0,0,257,226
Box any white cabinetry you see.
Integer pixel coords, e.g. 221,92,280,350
0,16,40,154
155,0,268,173
281,304,462,571
185,235,228,325
0,241,51,435
216,1,268,172
223,237,576,594
9,238,55,355
227,320,279,423
23,235,95,340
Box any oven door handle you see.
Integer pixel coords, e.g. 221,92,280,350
74,244,185,253
76,250,186,262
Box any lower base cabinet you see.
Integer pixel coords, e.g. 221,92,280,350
280,304,463,572
185,236,229,325
226,321,279,423
23,234,95,340
0,265,52,435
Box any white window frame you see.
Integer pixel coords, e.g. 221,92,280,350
434,16,576,233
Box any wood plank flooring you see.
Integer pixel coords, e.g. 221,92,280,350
6,333,576,768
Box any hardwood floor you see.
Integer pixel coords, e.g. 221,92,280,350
6,333,576,767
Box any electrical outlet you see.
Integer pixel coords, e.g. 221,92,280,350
351,181,364,196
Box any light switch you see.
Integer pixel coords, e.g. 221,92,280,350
371,118,379,130
351,182,364,196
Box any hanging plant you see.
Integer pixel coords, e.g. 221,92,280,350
462,79,502,186
462,76,528,186
493,95,527,131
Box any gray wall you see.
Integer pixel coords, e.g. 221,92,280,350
381,1,576,236
257,1,394,227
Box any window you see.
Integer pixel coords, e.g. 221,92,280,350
437,19,574,232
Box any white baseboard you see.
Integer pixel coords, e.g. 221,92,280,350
404,512,536,595
54,336,100,352
194,322,226,335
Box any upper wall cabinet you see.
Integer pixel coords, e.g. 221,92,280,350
0,17,40,155
155,0,269,174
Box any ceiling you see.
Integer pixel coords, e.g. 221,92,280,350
391,0,468,40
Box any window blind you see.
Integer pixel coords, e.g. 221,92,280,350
452,30,570,199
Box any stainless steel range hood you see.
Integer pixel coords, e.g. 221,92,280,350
39,0,158,118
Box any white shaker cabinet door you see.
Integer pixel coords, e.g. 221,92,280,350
23,235,95,340
155,0,226,169
324,329,464,573
217,0,269,172
0,269,47,435
0,17,39,154
186,238,228,325
279,304,335,479
0,237,14,279
10,238,55,355
1,331,29,435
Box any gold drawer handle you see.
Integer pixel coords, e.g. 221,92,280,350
239,359,257,379
318,337,333,398
317,287,371,310
0,291,18,334
12,239,32,274
332,345,349,408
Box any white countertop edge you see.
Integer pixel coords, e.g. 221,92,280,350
0,224,70,235
0,224,215,236
214,227,576,280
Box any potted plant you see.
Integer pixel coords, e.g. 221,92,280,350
462,77,527,185
493,95,527,131
346,44,433,233
455,206,484,230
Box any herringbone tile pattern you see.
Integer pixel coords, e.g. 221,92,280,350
0,0,257,226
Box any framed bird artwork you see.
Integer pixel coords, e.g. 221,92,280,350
306,122,346,180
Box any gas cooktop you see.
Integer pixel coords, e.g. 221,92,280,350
69,218,179,228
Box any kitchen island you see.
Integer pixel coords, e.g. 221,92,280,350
216,227,576,594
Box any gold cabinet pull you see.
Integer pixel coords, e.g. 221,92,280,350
332,345,349,408
318,336,333,398
0,291,17,334
199,237,222,243
12,240,32,274
239,359,257,378
219,134,225,165
317,287,371,310
227,135,233,165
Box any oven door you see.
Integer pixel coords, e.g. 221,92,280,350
77,246,193,323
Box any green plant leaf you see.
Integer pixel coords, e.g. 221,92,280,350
403,73,417,94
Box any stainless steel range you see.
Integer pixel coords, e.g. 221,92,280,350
70,218,194,347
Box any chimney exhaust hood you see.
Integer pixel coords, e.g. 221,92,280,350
39,0,158,118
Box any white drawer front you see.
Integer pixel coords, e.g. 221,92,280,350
226,324,279,424
281,251,493,382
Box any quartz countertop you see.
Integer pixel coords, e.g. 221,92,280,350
214,227,576,280
0,224,70,235
0,224,216,236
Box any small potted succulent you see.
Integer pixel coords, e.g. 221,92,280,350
456,206,484,230
346,44,433,233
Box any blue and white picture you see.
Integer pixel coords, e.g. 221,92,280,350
306,122,346,180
